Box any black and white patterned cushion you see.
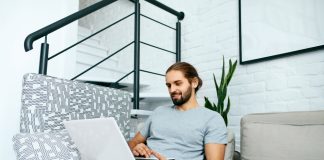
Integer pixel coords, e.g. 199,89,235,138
14,73,132,159
20,73,131,139
13,130,80,160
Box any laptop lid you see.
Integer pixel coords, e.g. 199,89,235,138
63,117,135,160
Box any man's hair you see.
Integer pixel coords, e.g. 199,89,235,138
166,62,203,93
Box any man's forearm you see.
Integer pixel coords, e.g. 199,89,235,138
128,132,147,150
128,140,137,150
205,143,226,160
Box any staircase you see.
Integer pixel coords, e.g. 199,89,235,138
76,26,128,83
23,0,183,138
76,26,172,116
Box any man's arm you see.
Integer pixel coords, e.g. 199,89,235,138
204,143,226,160
128,132,152,158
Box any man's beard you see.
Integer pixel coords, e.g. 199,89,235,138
170,85,192,106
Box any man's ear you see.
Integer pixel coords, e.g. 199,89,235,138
191,77,199,88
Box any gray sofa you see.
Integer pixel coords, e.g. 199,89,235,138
240,110,324,160
12,73,132,160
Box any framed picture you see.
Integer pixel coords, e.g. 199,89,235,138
239,0,324,64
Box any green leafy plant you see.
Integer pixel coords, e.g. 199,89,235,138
204,57,237,126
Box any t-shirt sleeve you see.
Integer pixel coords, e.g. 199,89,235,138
204,114,228,144
139,115,152,138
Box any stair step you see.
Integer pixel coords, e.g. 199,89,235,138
76,59,122,74
77,26,118,61
78,26,92,35
131,109,153,116
130,92,171,103
76,77,149,90
76,78,169,102
76,50,118,67
77,35,108,52
78,80,127,89
78,26,101,43
76,43,111,58
76,41,119,62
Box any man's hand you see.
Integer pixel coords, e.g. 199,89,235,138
128,132,151,157
152,150,167,160
128,132,166,160
132,143,153,158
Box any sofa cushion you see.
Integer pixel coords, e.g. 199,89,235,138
13,129,80,160
20,73,132,140
241,110,324,160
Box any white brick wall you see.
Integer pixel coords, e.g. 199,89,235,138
79,0,324,152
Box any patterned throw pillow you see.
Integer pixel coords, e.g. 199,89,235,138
13,130,80,160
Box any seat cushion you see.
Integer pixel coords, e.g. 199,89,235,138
13,130,80,160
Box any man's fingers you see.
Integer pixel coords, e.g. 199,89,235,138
132,143,153,158
137,147,149,158
132,150,139,156
152,151,166,160
140,149,149,158
139,144,152,157
143,146,153,155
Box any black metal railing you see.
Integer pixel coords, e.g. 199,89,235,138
24,0,118,52
145,0,184,20
133,0,141,110
24,0,184,110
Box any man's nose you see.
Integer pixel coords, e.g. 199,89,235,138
171,86,181,94
169,85,176,93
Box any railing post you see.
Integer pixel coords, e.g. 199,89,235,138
176,21,181,62
39,36,49,75
133,0,141,110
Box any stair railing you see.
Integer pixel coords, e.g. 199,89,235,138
24,0,184,110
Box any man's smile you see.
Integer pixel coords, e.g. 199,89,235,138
171,92,182,99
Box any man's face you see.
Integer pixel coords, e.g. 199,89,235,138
165,70,194,106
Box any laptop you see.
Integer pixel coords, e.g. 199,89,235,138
63,117,175,160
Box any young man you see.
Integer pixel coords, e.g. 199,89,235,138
128,62,227,160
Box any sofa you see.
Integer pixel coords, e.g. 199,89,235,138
12,73,132,159
12,73,235,160
240,110,324,160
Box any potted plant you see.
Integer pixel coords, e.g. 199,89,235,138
204,56,237,126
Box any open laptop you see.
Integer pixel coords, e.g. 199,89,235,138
63,117,174,160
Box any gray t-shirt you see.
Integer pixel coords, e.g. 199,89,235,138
140,106,227,160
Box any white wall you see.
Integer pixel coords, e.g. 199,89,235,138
0,0,78,159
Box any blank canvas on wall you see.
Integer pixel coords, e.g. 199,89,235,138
239,0,324,64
